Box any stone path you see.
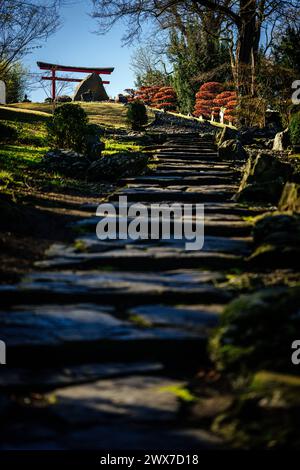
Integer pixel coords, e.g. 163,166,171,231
0,132,257,450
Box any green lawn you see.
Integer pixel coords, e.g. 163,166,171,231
103,139,142,155
0,144,48,190
0,102,145,195
2,102,129,129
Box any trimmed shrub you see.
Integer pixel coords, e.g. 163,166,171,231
134,86,160,105
199,82,224,93
213,90,237,123
151,86,177,111
47,103,89,152
126,101,148,130
194,82,224,118
289,111,300,145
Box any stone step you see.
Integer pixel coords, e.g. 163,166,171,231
120,176,236,186
77,201,260,217
158,148,217,154
112,188,236,203
156,149,218,154
149,170,239,177
0,269,230,306
50,233,251,255
0,361,164,391
160,144,217,149
33,247,244,271
0,375,222,450
0,302,220,365
122,183,238,191
154,154,219,162
74,216,251,237
153,163,240,170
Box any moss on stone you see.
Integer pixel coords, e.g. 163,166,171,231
279,182,300,213
209,287,300,375
211,370,300,449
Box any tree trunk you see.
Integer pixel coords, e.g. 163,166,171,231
236,0,259,95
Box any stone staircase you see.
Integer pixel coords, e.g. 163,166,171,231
0,133,257,450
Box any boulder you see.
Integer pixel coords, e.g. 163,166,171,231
212,369,300,449
87,152,149,182
218,139,247,160
273,128,290,151
209,286,300,374
84,133,105,161
235,152,293,203
42,149,91,178
73,73,108,102
279,182,300,213
252,213,300,246
248,152,292,183
248,212,300,267
240,123,281,146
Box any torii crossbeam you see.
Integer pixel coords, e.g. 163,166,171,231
37,61,114,100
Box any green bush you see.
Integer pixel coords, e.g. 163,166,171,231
47,103,89,152
0,122,18,143
289,111,300,145
126,101,148,130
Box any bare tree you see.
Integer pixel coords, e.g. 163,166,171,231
0,0,60,74
91,0,300,94
130,44,172,86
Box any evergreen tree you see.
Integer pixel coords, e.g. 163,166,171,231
273,27,300,75
168,21,230,114
0,61,28,103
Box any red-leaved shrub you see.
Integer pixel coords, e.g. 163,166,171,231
194,82,224,118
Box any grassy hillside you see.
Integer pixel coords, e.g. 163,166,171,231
0,102,144,196
4,102,129,129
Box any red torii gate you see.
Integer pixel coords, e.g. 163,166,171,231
37,61,114,100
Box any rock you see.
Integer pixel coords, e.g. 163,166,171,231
218,139,247,160
73,73,108,102
55,95,72,103
240,124,281,146
247,152,292,183
84,133,105,161
87,152,149,182
252,213,300,246
115,94,128,104
48,376,187,424
235,180,284,203
235,152,293,203
273,128,290,151
212,369,300,449
42,149,91,178
216,126,238,146
209,286,300,374
247,213,300,267
278,182,300,213
128,304,222,331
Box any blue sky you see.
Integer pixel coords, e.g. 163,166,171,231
24,0,136,101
